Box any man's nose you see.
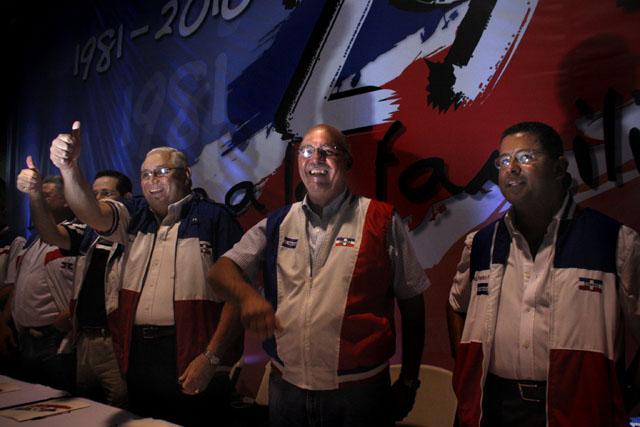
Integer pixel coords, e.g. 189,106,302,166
507,161,521,174
312,149,327,161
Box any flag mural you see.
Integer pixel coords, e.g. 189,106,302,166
7,0,639,366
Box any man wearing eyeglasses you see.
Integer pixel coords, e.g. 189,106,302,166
17,165,132,407
209,124,429,426
447,121,640,427
48,122,244,426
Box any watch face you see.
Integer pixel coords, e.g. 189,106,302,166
204,350,220,365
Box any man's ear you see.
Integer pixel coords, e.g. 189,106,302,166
184,167,192,187
344,153,353,170
554,156,567,176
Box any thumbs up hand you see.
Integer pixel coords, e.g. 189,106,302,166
16,155,42,194
50,121,82,170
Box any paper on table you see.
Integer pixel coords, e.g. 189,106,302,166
0,397,90,421
0,383,20,394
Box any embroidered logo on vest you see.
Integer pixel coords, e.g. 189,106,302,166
282,237,298,249
578,277,603,293
335,237,355,247
476,283,488,295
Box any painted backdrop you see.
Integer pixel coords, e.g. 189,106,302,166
5,0,640,369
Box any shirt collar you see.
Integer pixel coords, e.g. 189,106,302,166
158,193,193,225
504,192,572,237
302,189,349,221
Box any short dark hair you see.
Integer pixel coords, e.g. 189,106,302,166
501,122,564,158
94,170,133,195
43,175,64,193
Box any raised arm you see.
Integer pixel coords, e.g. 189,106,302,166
16,156,71,250
50,121,114,232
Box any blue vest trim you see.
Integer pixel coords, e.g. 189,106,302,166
470,219,499,280
124,193,241,260
554,208,620,273
262,204,292,364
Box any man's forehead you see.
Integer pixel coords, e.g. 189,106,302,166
93,176,118,189
499,132,541,151
141,151,173,169
302,128,334,145
42,182,59,192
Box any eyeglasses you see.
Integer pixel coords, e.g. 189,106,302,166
298,144,344,159
140,166,183,180
494,150,545,170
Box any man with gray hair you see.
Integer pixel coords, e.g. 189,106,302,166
49,122,244,426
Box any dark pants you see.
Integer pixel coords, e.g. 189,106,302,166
127,326,232,426
18,326,75,393
268,369,394,427
481,373,546,427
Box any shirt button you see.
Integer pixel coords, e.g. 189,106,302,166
523,341,530,349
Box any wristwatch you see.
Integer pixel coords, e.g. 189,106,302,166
400,376,421,391
203,350,220,366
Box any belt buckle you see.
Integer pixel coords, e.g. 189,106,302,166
518,383,542,402
28,328,44,338
141,327,155,339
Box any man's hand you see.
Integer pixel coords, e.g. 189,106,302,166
391,377,419,421
240,292,281,340
52,310,72,332
178,353,216,395
16,156,42,194
50,121,82,170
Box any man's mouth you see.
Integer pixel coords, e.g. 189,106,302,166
308,167,328,176
505,179,524,187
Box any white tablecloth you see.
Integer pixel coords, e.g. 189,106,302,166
0,375,176,426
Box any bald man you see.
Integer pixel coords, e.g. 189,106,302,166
210,124,429,426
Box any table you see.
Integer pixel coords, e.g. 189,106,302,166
0,375,175,426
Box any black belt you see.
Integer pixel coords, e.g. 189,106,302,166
486,373,546,403
133,325,176,340
79,326,110,338
24,324,58,338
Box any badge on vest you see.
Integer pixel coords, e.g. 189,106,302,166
476,283,488,295
335,237,355,247
282,237,298,249
578,277,603,293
